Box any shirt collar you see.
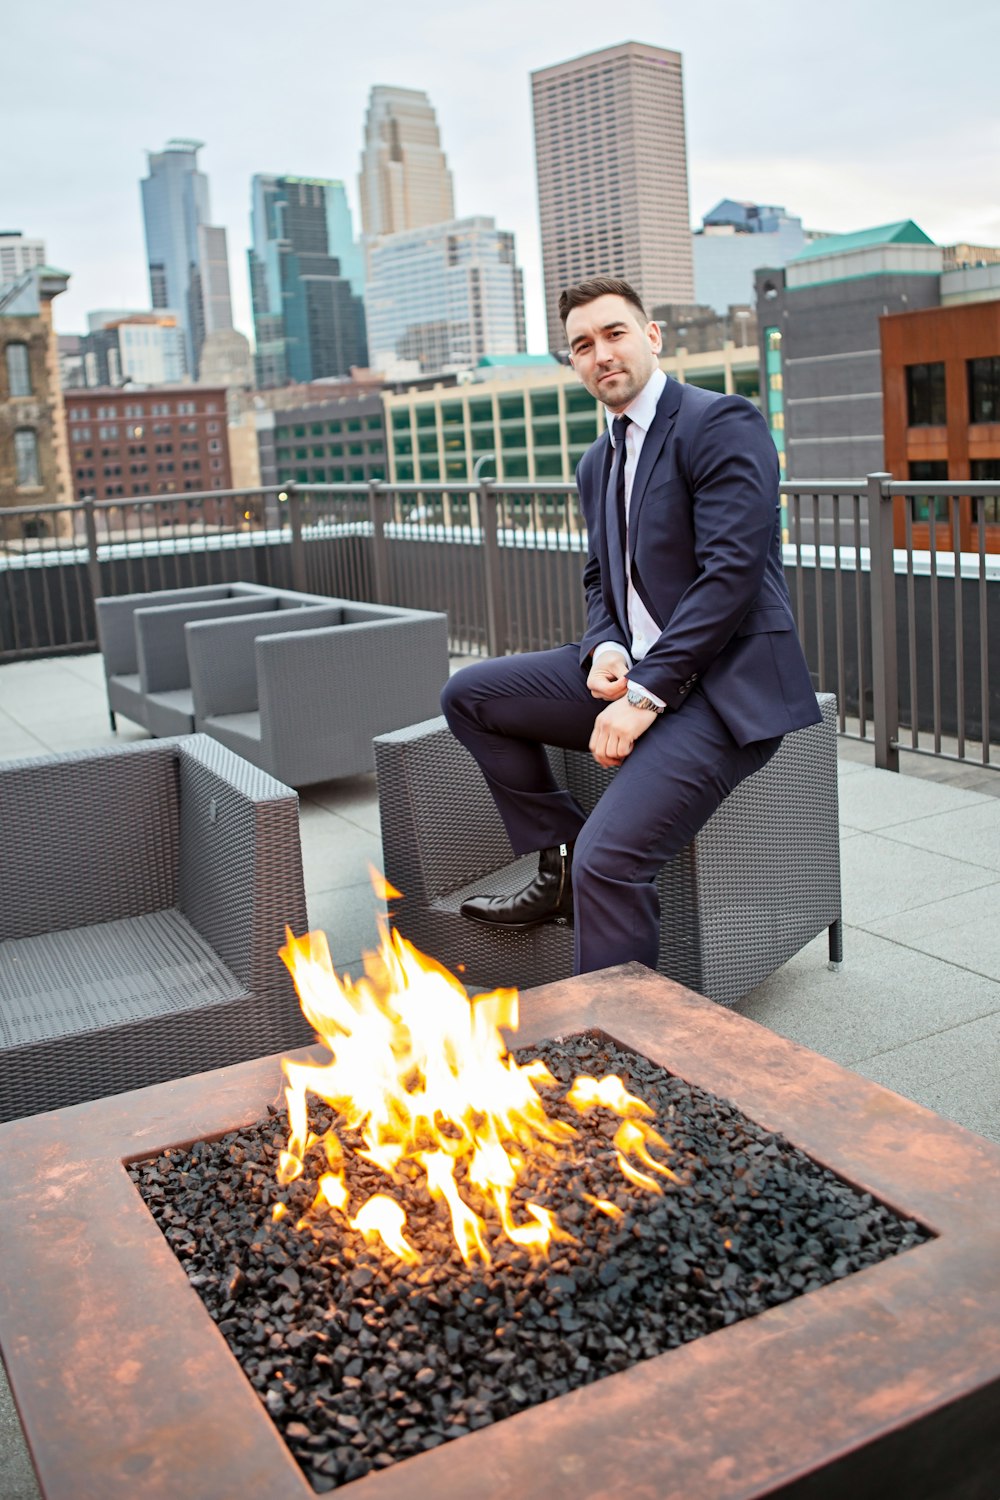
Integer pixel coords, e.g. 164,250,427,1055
606,366,667,446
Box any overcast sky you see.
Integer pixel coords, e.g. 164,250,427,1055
5,0,998,352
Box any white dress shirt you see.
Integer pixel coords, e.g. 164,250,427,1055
592,365,667,709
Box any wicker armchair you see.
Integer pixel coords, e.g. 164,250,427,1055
185,600,451,788
96,582,279,732
374,694,842,1006
0,736,313,1123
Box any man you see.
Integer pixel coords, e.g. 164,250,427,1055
441,277,819,976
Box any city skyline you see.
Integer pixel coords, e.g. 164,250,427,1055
5,0,998,355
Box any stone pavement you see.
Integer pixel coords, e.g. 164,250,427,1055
2,650,999,1497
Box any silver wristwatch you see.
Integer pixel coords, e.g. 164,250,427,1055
626,687,665,714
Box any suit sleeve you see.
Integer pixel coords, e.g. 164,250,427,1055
628,397,778,709
577,455,629,666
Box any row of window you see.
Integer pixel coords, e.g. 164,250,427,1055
907,357,1000,427
68,400,213,419
281,416,381,438
389,387,596,433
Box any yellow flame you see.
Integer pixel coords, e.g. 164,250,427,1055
566,1073,654,1118
581,1193,624,1220
351,1195,421,1264
275,923,677,1263
368,864,403,902
613,1120,679,1183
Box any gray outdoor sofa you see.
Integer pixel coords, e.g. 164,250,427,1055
184,599,451,788
0,735,314,1123
95,582,334,736
374,693,842,1007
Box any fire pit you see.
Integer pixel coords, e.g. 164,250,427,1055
2,961,1000,1499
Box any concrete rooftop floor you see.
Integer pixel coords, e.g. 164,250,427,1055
1,649,999,1498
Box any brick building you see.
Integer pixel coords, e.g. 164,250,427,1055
64,385,233,521
0,265,73,540
881,296,1000,551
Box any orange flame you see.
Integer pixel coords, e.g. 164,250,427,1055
275,920,678,1263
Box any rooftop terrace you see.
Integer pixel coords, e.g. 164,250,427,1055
1,650,999,1496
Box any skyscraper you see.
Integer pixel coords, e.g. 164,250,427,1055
531,42,695,351
248,175,367,388
140,139,234,378
358,86,455,240
365,217,526,375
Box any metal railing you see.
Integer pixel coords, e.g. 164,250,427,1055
1,475,996,774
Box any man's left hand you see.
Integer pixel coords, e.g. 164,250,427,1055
589,698,658,768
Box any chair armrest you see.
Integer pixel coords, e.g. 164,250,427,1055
135,595,279,694
0,741,181,941
176,735,308,1001
374,715,515,907
255,612,450,760
96,586,232,676
186,606,345,719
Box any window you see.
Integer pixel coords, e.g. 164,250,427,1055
906,363,946,426
416,407,436,429
531,391,559,418
441,403,463,427
5,342,31,397
98,424,119,440
391,409,411,432
532,422,561,449
908,460,949,522
468,400,492,424
968,358,1000,424
970,459,1000,524
208,439,222,453
498,395,524,422
14,429,40,487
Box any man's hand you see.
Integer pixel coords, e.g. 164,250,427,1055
589,697,658,768
587,651,630,701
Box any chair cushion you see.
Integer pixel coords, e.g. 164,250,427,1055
200,712,264,759
145,689,196,737
0,909,244,1048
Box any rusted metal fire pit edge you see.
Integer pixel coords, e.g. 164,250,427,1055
0,962,998,1500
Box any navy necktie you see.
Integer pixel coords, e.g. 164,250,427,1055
612,413,631,549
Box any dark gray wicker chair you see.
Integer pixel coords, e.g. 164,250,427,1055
96,582,279,732
374,694,842,1006
0,735,313,1123
185,601,451,788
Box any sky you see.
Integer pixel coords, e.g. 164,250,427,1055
5,0,999,353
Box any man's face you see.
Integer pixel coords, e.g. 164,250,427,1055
565,294,662,412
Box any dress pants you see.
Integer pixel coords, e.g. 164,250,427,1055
441,646,781,976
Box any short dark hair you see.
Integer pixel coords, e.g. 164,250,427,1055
558,277,648,329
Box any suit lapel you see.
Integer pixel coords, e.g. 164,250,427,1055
627,378,682,574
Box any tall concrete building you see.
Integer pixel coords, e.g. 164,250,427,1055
0,232,47,283
249,175,368,388
693,200,807,314
365,217,526,376
532,41,695,351
756,221,943,482
358,86,454,240
140,139,234,378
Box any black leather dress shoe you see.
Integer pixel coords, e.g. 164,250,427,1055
460,843,574,930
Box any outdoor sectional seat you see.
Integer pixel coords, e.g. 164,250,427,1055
96,582,280,732
133,589,336,737
185,600,451,788
0,735,313,1124
374,693,842,1007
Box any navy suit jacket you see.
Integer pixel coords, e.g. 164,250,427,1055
576,376,820,746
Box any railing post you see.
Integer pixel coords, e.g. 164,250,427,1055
368,481,390,604
867,472,899,772
82,495,103,605
285,483,308,593
479,478,507,658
